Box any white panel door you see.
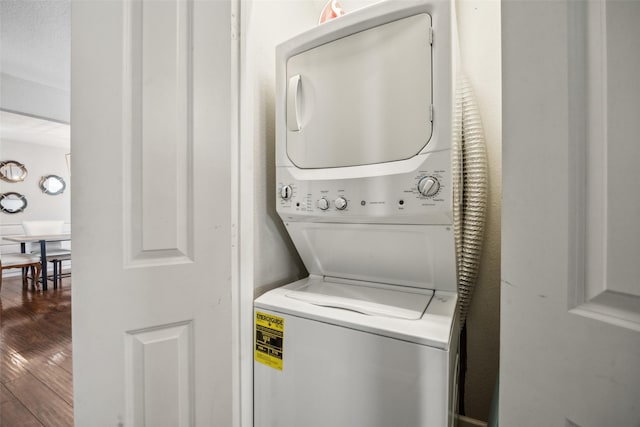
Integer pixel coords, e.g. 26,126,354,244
501,0,640,426
71,0,232,425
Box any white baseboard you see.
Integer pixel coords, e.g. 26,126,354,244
458,415,488,427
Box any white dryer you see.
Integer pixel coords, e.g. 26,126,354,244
254,1,459,426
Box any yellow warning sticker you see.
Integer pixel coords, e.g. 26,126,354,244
255,311,284,370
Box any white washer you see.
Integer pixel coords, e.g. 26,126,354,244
254,277,459,427
255,1,458,426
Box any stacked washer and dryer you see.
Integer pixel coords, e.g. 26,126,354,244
254,1,467,426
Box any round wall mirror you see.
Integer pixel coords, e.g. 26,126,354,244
0,160,28,183
40,175,66,195
0,192,28,214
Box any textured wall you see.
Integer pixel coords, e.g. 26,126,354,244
241,0,318,295
456,0,501,421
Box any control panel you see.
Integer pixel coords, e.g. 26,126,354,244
277,151,453,225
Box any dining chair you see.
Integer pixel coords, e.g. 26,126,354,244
0,253,42,291
49,253,72,289
22,220,71,286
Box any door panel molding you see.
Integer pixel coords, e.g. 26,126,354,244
125,321,194,426
123,0,194,267
568,0,640,331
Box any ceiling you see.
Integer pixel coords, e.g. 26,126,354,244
0,0,70,148
0,0,70,91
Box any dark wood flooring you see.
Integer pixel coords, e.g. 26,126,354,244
0,274,73,426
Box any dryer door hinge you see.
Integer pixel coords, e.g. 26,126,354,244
430,104,434,122
429,28,433,45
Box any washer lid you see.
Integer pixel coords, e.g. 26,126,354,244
255,276,457,349
285,277,433,320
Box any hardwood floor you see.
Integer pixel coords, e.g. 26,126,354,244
0,274,73,426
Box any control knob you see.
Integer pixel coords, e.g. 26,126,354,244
280,185,293,200
417,176,440,197
317,198,329,211
334,197,348,210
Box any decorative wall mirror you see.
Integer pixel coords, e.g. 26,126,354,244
0,192,28,214
40,175,66,195
0,160,28,182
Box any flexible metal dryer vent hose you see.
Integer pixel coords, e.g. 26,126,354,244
452,75,489,326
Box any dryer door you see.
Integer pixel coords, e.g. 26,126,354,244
285,13,433,169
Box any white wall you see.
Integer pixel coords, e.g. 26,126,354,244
241,0,319,297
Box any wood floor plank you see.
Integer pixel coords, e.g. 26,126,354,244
17,342,74,376
1,276,74,426
4,372,73,427
1,306,37,324
0,384,17,404
36,321,71,342
8,345,74,406
26,360,73,406
0,324,56,356
0,399,44,427
0,351,31,383
49,345,73,375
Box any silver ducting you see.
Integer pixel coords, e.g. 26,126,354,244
452,74,489,326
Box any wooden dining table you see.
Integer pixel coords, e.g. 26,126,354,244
4,233,71,291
